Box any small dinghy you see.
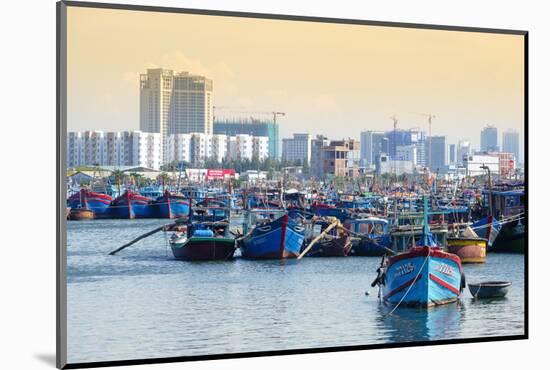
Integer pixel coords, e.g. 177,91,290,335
468,281,511,299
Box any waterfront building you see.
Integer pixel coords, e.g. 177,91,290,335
395,145,418,166
480,125,499,152
427,135,447,172
282,133,312,165
457,140,471,165
464,154,500,176
310,135,330,179
167,133,192,164
68,130,162,170
253,136,269,161
67,132,85,167
214,118,279,159
323,139,360,177
448,143,456,164
140,68,213,163
211,134,229,163
375,153,414,176
502,129,520,163
360,130,386,167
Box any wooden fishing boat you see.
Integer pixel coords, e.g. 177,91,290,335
152,190,190,219
109,190,154,219
468,281,511,299
344,217,390,256
68,207,94,220
169,207,235,261
67,188,112,217
447,237,487,263
306,235,351,257
304,218,351,257
239,211,305,259
373,196,465,308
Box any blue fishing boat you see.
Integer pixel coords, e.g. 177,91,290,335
344,217,391,256
108,190,154,219
152,190,190,219
373,196,464,308
239,211,306,259
67,189,112,217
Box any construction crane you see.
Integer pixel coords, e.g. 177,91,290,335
413,113,436,170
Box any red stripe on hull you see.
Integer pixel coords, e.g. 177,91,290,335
385,274,422,300
429,273,460,295
279,214,288,259
388,247,462,273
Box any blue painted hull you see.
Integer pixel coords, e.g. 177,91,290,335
473,216,502,248
240,214,305,259
67,190,112,216
153,193,190,219
383,247,463,307
351,235,391,256
109,191,154,219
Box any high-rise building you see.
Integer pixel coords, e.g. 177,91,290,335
282,133,312,165
140,68,213,163
213,118,279,159
427,136,446,171
480,125,499,152
457,140,471,166
167,134,192,164
448,144,456,164
502,129,520,162
360,131,386,167
396,145,418,166
311,135,330,179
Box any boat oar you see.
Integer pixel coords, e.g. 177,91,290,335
108,218,186,255
297,220,339,260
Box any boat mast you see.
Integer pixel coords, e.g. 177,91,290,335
422,193,429,246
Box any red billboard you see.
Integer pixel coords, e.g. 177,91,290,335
205,169,236,180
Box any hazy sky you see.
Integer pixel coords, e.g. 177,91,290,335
67,6,524,155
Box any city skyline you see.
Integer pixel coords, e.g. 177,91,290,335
67,7,525,160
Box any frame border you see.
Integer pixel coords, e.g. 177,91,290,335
56,1,528,369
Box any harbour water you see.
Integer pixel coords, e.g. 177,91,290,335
67,219,525,364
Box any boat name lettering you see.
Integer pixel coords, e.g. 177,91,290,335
436,263,455,276
394,263,415,277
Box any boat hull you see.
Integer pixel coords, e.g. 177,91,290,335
153,193,190,219
447,238,487,263
171,237,236,261
67,190,112,217
350,235,391,256
109,191,153,219
240,214,305,259
306,236,351,257
68,208,94,220
383,247,463,308
492,219,525,253
468,281,511,298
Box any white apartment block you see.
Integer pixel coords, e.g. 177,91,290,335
211,134,229,163
140,68,213,163
253,136,269,161
235,134,254,160
67,131,162,170
282,133,312,165
190,133,212,164
167,134,192,164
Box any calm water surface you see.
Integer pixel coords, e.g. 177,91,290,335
67,219,525,363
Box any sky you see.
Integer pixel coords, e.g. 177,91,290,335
67,6,525,157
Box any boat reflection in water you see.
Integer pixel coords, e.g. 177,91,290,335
376,301,465,342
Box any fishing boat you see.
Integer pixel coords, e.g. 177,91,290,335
344,217,390,256
373,196,464,308
304,218,351,257
169,207,236,261
68,207,94,220
152,190,190,219
67,188,112,217
239,210,306,259
108,190,154,219
447,236,487,264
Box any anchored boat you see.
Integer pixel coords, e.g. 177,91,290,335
109,190,154,219
169,207,236,261
239,210,305,259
